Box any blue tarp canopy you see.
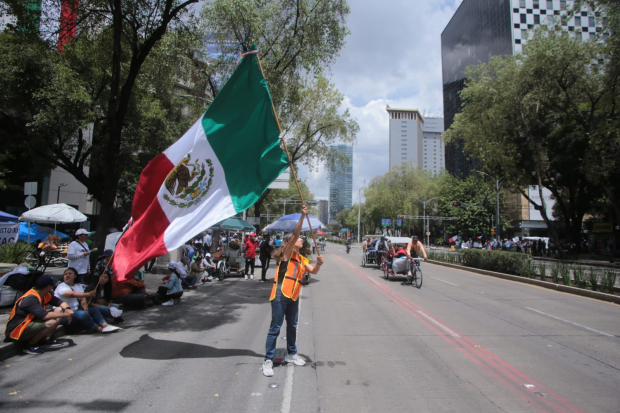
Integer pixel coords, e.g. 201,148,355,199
0,210,18,222
18,222,67,242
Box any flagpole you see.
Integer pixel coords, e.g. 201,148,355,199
255,52,322,260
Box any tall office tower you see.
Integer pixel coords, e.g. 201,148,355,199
318,200,329,226
386,108,424,171
422,117,445,175
441,0,604,178
329,145,353,222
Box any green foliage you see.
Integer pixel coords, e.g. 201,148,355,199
0,241,32,264
445,26,620,247
460,249,534,276
538,264,547,281
551,264,561,284
559,263,572,286
437,173,509,238
588,267,600,291
573,266,587,288
600,270,617,294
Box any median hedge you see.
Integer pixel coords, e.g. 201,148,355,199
460,249,535,277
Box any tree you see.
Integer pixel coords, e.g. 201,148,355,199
444,28,619,253
437,174,509,240
201,0,357,216
0,0,205,251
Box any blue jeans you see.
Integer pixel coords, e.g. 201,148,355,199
264,287,299,360
88,306,111,325
62,309,96,331
182,276,197,288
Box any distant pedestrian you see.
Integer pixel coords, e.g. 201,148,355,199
259,234,273,283
244,233,258,280
67,229,91,284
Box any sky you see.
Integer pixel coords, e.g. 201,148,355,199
297,0,462,203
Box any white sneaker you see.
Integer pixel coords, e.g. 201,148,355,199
262,359,274,377
101,325,120,333
245,274,249,280
284,354,306,366
162,300,175,306
250,274,254,280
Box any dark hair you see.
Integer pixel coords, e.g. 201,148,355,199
64,267,79,279
271,233,295,261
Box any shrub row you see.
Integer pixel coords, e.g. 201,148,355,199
459,249,535,277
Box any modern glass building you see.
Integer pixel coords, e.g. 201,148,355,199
329,145,353,222
441,0,604,179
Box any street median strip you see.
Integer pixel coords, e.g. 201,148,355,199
427,260,620,305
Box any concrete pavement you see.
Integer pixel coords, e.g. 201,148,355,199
0,244,618,412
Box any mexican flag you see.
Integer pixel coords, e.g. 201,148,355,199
113,45,288,281
448,234,459,243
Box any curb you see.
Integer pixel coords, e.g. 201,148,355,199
427,260,620,305
0,326,68,360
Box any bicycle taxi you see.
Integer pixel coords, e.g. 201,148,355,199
361,234,382,268
380,236,423,288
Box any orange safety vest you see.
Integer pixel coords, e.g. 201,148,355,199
5,289,52,341
269,251,309,301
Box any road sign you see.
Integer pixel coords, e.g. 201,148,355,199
24,195,36,208
24,182,37,196
396,218,402,227
381,218,391,226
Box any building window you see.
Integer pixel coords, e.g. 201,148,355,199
520,14,527,23
533,0,539,9
575,16,581,26
519,0,525,7
589,16,595,27
534,14,540,24
546,0,552,9
560,0,566,10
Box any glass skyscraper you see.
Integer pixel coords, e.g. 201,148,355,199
329,145,353,222
441,0,604,179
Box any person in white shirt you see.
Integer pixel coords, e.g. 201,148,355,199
67,229,92,284
203,231,213,255
56,268,120,334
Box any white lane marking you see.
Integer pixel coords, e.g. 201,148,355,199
280,365,294,413
525,307,614,337
429,276,458,286
367,277,380,285
416,310,460,337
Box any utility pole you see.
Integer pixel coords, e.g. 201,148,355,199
477,171,504,241
411,197,439,246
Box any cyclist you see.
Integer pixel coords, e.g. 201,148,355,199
406,235,428,262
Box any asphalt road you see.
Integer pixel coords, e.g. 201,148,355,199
1,245,619,412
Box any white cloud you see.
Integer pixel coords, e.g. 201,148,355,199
298,0,459,202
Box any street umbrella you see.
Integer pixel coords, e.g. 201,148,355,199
209,216,255,232
262,213,326,233
19,203,87,224
0,210,19,222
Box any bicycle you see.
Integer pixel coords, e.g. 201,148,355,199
406,258,423,289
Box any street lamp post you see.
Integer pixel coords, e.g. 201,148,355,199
410,197,439,246
477,171,505,241
357,182,366,244
57,183,67,203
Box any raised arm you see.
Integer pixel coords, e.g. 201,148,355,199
281,206,308,260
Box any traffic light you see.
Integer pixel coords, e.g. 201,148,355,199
397,215,404,218
491,228,496,234
452,217,458,221
450,201,462,207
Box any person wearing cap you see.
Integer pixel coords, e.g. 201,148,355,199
202,253,216,282
406,235,428,261
244,232,258,280
4,275,74,355
67,228,91,284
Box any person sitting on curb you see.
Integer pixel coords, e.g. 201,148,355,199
201,253,217,282
4,275,74,355
159,263,184,306
56,268,120,334
189,254,206,285
111,271,152,309
86,271,125,325
93,249,114,279
175,256,197,289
